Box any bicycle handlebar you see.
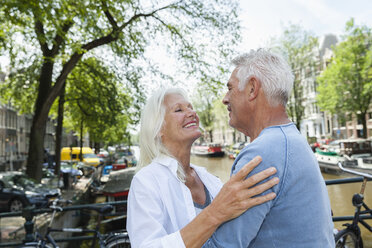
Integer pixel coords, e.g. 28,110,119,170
338,162,372,179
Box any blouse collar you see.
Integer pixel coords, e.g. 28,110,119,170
152,155,207,181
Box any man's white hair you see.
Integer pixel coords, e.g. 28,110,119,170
138,87,187,182
232,49,294,106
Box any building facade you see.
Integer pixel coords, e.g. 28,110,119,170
0,71,60,171
0,102,59,171
210,34,372,144
299,34,338,140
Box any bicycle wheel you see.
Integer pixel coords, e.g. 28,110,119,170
105,234,131,248
335,228,363,248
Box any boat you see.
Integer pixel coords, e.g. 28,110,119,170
348,152,372,170
226,142,249,159
315,139,372,173
102,167,136,229
191,143,225,157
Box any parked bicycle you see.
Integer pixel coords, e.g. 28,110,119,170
334,162,372,248
18,199,130,248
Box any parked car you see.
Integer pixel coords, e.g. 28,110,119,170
114,147,137,167
97,153,106,164
98,148,109,157
112,157,128,171
0,171,61,212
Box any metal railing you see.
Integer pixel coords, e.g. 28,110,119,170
0,200,127,247
325,177,372,222
2,177,372,247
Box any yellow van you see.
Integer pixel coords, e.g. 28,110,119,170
61,147,100,167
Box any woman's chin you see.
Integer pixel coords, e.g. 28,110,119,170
192,131,202,141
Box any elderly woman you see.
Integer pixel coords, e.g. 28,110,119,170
127,88,279,248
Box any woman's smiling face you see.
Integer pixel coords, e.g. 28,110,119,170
160,93,202,148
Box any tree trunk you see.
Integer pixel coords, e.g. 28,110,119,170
94,142,100,154
25,31,118,181
79,120,83,161
26,61,54,182
295,111,302,131
54,83,66,177
26,117,48,182
360,112,367,139
209,130,213,143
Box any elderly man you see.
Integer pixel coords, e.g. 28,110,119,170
203,49,335,247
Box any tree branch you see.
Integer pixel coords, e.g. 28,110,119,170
101,0,118,30
76,100,92,117
152,15,190,48
43,1,183,118
33,18,50,55
118,1,181,32
51,20,74,56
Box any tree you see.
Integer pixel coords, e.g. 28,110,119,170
317,19,372,138
63,57,134,144
270,24,319,130
0,0,240,181
193,91,215,142
192,73,226,143
212,96,231,144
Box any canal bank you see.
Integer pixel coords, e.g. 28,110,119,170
0,177,93,247
191,154,372,247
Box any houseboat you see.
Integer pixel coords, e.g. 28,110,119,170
315,139,372,173
191,143,225,157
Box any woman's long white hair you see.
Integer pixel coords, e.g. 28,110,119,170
138,87,188,182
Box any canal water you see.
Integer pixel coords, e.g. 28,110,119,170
190,155,372,246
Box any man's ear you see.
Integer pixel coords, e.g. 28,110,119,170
246,76,260,101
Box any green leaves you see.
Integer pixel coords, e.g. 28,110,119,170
316,18,372,137
271,24,319,129
1,0,242,180
63,57,136,144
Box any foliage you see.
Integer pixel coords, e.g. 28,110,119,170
270,24,319,130
0,0,241,181
63,57,135,145
193,91,215,142
212,95,231,143
317,19,372,137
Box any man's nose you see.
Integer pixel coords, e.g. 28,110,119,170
222,94,229,105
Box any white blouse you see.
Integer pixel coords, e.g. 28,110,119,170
127,156,223,248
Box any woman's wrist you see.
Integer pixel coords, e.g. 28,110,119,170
203,203,226,228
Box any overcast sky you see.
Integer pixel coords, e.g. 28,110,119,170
1,0,371,73
238,0,372,51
